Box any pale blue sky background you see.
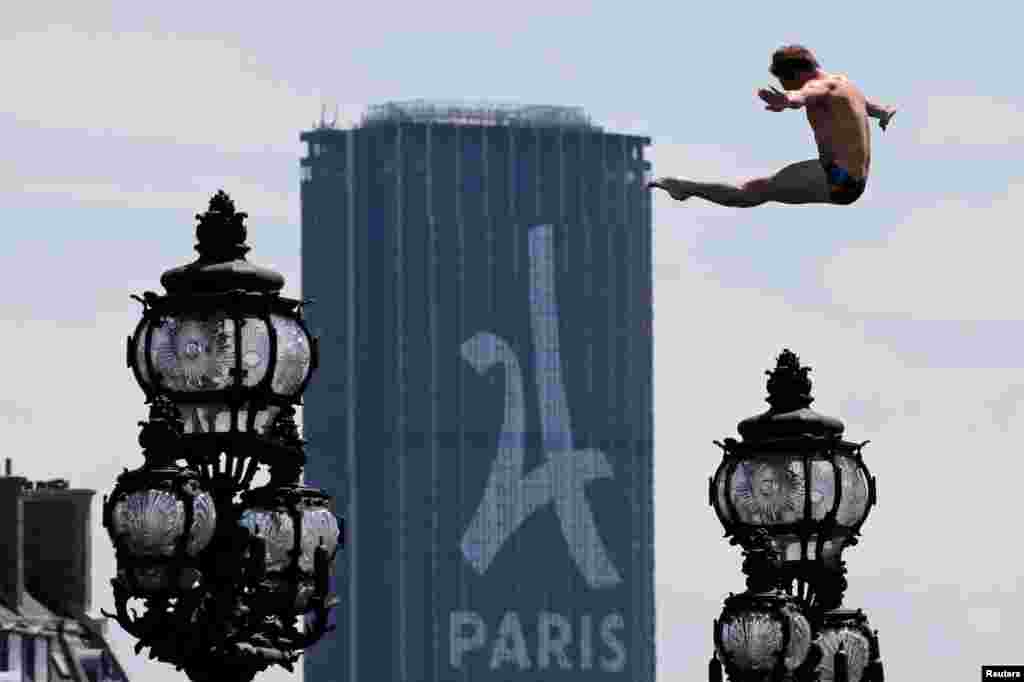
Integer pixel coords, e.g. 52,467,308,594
3,2,1023,681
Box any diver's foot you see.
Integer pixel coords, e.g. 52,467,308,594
648,177,692,201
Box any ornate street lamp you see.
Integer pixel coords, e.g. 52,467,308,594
706,350,885,682
101,191,342,682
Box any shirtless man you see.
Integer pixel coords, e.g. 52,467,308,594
649,45,896,207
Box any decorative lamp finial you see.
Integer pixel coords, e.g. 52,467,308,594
160,191,284,293
737,349,844,440
194,190,250,262
765,348,813,412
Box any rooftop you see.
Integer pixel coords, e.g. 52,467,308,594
0,458,130,681
358,99,601,130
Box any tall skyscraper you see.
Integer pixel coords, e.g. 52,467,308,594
299,100,653,682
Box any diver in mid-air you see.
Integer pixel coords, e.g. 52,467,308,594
649,45,896,208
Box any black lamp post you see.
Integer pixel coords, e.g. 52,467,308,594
707,349,885,682
101,191,342,682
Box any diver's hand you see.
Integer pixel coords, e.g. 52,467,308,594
647,177,691,201
879,106,896,131
757,86,787,112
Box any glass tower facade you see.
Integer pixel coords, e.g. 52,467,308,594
300,101,654,682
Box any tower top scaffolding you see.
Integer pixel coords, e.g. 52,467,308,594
360,99,601,130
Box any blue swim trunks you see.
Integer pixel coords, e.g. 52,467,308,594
821,161,867,205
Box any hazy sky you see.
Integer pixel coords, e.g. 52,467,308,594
3,2,1023,681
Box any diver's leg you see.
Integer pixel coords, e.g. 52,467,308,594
649,159,831,207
